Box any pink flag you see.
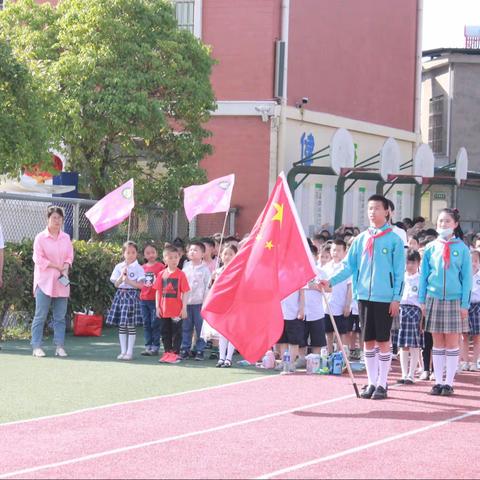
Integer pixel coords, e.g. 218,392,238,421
85,179,134,234
183,174,235,222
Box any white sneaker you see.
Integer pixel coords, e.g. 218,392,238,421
469,363,478,372
419,371,430,381
117,353,125,360
55,347,68,357
430,371,435,381
459,361,469,371
122,354,133,361
32,348,46,357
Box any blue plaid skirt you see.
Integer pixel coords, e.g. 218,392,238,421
106,289,143,327
398,304,422,348
468,303,480,335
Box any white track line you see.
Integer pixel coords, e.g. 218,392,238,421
257,408,480,479
1,373,279,428
0,394,355,479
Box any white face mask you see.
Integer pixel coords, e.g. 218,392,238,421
437,227,454,240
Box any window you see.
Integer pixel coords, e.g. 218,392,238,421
428,95,445,154
175,0,195,33
0,0,4,11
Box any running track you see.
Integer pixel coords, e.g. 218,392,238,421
1,370,479,479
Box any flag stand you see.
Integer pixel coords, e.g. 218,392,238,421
321,290,360,398
214,210,229,271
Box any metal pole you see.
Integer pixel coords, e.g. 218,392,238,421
413,183,422,217
334,176,346,230
73,204,80,240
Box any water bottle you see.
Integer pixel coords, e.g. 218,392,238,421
282,350,291,374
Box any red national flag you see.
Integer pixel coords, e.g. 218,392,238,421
201,173,316,363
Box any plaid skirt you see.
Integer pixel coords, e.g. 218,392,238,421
468,303,480,335
425,297,468,333
106,289,143,327
398,305,422,348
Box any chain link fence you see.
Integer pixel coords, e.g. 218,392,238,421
0,192,190,244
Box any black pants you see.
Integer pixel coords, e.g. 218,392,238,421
422,331,433,372
161,317,183,353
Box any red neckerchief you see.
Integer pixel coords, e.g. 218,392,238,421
438,239,455,269
363,227,392,258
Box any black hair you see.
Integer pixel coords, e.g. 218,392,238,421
438,208,464,240
394,221,407,232
424,228,438,238
222,243,238,255
310,244,319,256
332,239,347,250
163,245,179,255
312,233,326,244
201,237,215,248
406,249,421,263
387,199,395,211
402,217,413,229
188,241,206,253
408,234,419,242
367,194,389,211
172,237,185,248
321,244,331,253
413,216,425,225
224,235,240,243
122,240,138,253
143,241,157,254
47,205,65,219
320,229,331,239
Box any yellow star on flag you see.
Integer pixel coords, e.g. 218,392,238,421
265,240,274,250
272,203,284,223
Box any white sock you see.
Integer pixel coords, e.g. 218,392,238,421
399,349,409,379
377,352,392,388
226,342,235,361
445,348,460,386
219,335,228,361
126,334,136,357
119,333,128,355
408,348,420,379
364,349,378,386
432,348,446,384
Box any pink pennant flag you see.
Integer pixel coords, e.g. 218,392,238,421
184,174,235,222
85,179,134,234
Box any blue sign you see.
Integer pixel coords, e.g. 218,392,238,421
300,132,315,166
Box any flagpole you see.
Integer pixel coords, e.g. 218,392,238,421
214,209,229,271
127,212,132,242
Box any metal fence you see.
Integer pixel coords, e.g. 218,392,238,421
0,192,187,244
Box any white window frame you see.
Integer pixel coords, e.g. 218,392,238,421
173,0,202,38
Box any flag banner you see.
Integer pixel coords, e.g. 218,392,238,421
183,174,235,222
85,179,134,234
201,172,316,363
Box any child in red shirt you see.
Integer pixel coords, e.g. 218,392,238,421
154,245,190,364
140,243,165,356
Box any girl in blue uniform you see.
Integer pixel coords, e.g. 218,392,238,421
419,208,472,396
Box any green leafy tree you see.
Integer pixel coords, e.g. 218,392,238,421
0,39,52,174
0,0,216,209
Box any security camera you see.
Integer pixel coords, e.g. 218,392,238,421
302,97,309,104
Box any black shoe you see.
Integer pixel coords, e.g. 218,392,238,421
404,378,414,385
372,385,388,400
396,378,406,384
180,350,189,360
195,351,204,361
429,384,443,396
441,384,454,396
360,384,376,399
189,350,196,358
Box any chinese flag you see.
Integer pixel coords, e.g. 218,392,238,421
201,173,316,363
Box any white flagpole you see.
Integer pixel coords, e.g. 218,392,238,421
127,212,132,242
214,209,230,271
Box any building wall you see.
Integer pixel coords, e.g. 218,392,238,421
202,0,280,101
288,0,418,132
451,62,480,172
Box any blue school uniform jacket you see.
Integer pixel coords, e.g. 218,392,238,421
329,224,406,303
418,238,472,309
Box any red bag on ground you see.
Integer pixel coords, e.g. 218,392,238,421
73,313,103,337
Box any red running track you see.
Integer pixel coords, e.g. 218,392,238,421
0,369,479,479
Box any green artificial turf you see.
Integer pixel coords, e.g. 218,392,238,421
0,327,273,424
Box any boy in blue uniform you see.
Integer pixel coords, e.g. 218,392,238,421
320,195,405,399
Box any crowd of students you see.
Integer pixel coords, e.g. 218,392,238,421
104,195,479,400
